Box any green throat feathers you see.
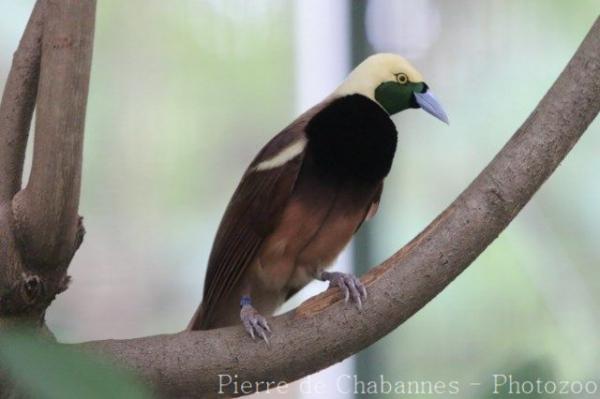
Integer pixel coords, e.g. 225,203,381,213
374,81,426,115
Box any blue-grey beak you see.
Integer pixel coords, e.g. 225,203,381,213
414,90,449,125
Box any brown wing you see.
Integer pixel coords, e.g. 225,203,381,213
199,156,302,328
352,180,384,234
192,103,328,330
364,181,383,221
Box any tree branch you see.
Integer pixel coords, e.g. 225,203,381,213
12,0,95,267
78,16,600,399
0,0,45,203
0,0,94,325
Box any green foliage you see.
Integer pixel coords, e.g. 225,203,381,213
0,332,153,399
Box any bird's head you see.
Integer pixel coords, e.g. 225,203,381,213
334,53,448,124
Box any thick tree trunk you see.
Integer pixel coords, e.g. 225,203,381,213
0,0,95,330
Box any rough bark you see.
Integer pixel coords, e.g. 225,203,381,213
0,0,95,328
0,0,44,203
0,1,46,329
78,17,600,398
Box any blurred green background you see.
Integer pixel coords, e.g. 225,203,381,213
1,1,599,398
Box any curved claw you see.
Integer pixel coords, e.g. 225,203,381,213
322,271,368,310
348,278,362,310
240,304,271,344
359,282,368,300
257,315,271,333
242,318,256,340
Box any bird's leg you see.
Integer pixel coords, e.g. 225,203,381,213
239,295,271,344
318,271,368,310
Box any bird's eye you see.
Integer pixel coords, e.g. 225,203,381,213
395,73,408,84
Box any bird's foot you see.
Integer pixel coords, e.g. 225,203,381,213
320,271,367,309
240,295,271,344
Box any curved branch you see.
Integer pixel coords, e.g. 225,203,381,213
12,0,95,268
81,17,599,398
0,0,94,325
0,0,45,203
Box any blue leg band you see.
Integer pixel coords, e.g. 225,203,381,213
240,295,252,307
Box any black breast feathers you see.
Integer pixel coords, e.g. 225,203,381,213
305,94,398,182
